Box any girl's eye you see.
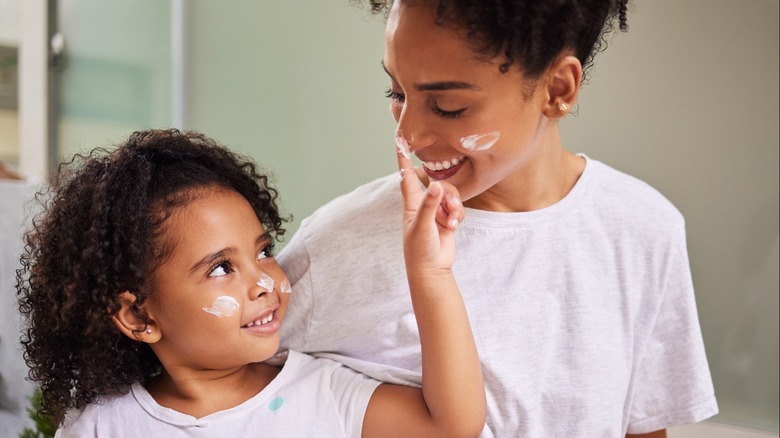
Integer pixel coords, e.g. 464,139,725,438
208,261,233,277
384,87,405,103
257,245,274,261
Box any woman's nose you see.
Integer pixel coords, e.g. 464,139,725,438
396,106,435,151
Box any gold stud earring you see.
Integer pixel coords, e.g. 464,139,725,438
559,102,569,112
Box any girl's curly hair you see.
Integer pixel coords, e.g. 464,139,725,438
356,0,628,82
16,129,288,425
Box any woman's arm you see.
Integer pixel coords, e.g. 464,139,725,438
361,153,486,438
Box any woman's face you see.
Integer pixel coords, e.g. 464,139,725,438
384,1,555,211
144,186,289,374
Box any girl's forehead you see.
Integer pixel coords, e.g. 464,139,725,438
152,187,262,264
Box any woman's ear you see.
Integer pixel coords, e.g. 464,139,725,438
111,291,160,343
542,54,582,120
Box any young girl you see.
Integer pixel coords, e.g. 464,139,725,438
277,1,718,437
16,128,485,437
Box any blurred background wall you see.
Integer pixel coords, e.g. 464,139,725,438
2,0,777,435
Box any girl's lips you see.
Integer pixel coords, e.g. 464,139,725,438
422,158,466,181
241,309,281,336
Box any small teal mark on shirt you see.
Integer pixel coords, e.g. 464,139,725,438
269,397,284,411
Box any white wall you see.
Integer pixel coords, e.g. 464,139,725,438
669,420,779,438
186,0,396,234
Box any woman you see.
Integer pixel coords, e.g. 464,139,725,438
277,1,718,436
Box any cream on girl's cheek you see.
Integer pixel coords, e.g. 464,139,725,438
460,131,501,151
256,272,275,292
280,277,292,294
202,296,239,317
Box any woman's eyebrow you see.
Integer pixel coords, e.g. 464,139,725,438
381,60,480,92
415,81,479,91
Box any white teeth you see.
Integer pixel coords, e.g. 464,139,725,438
244,312,274,327
423,156,463,171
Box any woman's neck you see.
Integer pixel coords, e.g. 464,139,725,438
464,127,585,212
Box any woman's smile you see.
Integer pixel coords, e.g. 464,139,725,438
421,155,466,180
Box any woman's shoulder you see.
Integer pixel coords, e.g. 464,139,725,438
587,158,685,223
297,173,402,236
316,173,400,214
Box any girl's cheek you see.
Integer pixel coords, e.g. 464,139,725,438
202,295,240,317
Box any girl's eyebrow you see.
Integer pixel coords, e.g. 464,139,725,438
256,232,273,247
381,60,481,92
188,232,273,275
190,248,233,275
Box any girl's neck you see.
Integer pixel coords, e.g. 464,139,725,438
144,362,281,419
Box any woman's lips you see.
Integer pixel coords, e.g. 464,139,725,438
422,157,466,181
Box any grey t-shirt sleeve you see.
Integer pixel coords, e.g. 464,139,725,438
627,229,718,433
277,220,315,354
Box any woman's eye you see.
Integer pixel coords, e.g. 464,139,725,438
432,103,466,119
384,88,405,103
208,261,233,277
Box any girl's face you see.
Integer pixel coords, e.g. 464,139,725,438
384,1,556,211
144,186,288,374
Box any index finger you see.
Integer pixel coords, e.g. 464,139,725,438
396,135,423,211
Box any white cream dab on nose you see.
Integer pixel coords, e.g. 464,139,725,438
257,272,275,292
202,296,239,317
280,277,292,294
395,135,411,159
460,131,500,151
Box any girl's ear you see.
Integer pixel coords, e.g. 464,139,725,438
542,54,582,120
111,291,160,343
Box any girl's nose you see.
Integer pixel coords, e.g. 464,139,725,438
252,270,275,299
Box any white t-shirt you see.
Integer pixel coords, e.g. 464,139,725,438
277,156,718,437
55,351,381,438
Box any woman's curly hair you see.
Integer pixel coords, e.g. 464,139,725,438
16,129,288,425
356,0,628,82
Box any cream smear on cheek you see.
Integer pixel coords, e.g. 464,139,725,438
460,131,500,151
256,272,275,292
280,277,292,294
202,296,239,317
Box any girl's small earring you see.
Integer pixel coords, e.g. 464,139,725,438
146,328,152,334
558,102,569,112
